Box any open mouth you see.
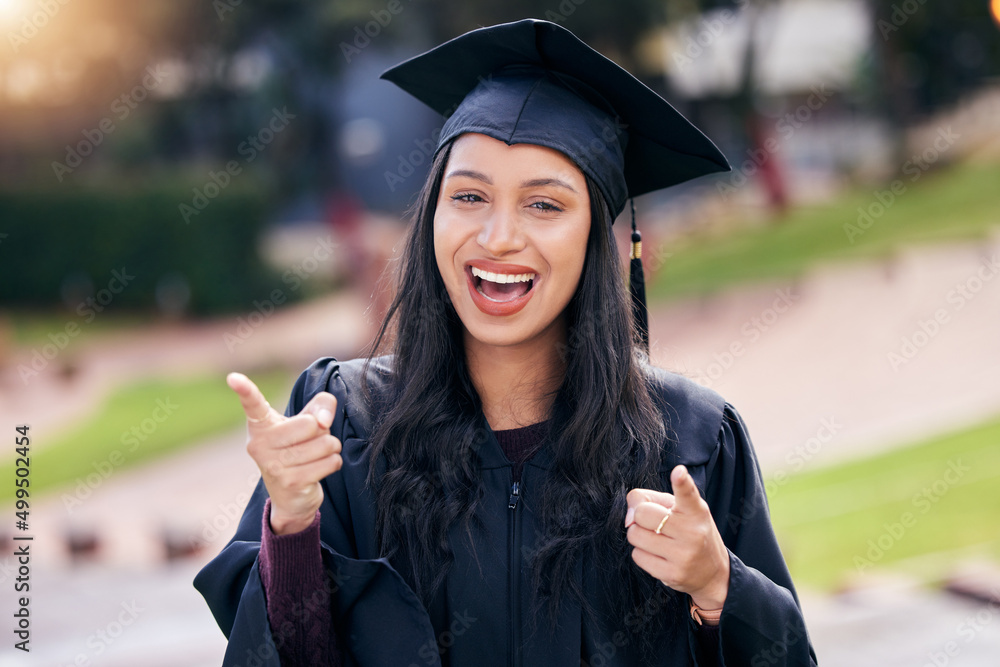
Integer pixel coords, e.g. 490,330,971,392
470,266,536,303
464,264,538,317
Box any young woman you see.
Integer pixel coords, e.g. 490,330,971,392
196,19,817,667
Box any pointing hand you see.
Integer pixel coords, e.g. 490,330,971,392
227,372,342,535
625,465,730,611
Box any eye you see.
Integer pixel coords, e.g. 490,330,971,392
529,200,563,212
451,192,484,204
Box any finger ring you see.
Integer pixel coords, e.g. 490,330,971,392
654,509,672,535
247,403,271,424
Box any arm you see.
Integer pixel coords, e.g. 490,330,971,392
625,403,817,666
194,358,442,667
258,498,341,666
705,404,818,666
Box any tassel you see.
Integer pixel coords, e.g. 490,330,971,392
628,199,649,352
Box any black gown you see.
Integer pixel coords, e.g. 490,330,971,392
194,356,818,666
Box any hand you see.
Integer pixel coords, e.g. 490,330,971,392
625,465,730,611
227,372,343,535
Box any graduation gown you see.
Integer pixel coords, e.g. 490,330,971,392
194,356,817,666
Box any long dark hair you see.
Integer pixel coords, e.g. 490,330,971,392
363,140,672,642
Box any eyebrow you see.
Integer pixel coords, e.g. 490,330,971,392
445,170,578,193
521,177,577,193
445,169,492,184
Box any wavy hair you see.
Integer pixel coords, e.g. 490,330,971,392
363,140,673,649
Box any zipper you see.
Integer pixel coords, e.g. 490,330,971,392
508,480,521,667
508,481,520,510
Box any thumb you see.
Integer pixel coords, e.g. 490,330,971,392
670,465,702,509
227,372,279,426
298,390,337,430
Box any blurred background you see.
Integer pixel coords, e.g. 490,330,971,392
1,0,999,664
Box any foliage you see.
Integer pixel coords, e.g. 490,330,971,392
647,161,1000,302
0,177,282,315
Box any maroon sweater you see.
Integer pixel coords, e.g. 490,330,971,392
258,422,719,665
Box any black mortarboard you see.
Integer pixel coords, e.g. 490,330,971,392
381,19,731,349
381,18,729,217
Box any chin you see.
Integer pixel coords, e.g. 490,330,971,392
459,308,565,352
465,326,531,349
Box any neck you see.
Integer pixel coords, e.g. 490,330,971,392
465,322,568,431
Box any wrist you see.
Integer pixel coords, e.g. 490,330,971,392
268,504,316,536
690,588,727,612
689,599,723,626
690,554,730,611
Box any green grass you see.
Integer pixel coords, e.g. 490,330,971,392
768,416,1000,592
2,370,294,501
5,309,149,346
649,161,1000,302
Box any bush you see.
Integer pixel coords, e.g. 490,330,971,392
0,178,284,315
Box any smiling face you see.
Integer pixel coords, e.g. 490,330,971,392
434,133,591,353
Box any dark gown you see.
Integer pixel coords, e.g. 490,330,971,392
194,356,818,666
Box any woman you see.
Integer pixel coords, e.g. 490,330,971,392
195,19,817,666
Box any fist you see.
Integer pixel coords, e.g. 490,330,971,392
227,372,343,535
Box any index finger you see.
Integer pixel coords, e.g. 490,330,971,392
669,465,703,508
227,372,277,425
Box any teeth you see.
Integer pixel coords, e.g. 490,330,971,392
471,267,536,283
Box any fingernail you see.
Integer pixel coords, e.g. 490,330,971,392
625,507,635,528
317,409,333,428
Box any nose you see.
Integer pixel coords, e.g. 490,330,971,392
476,207,525,256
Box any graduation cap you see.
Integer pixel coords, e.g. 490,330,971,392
381,19,730,350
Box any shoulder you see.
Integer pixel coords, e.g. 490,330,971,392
643,364,730,467
286,355,395,436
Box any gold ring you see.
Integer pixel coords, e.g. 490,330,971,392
247,404,271,424
654,509,672,535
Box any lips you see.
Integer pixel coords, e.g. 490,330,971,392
465,260,538,316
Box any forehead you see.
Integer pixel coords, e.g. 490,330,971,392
445,133,587,185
